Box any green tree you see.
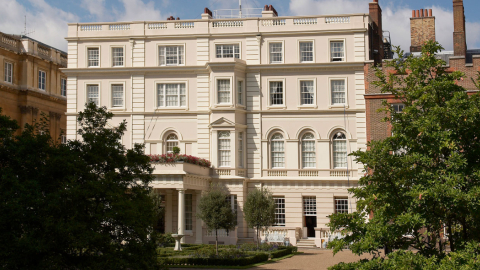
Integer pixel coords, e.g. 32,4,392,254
0,103,160,269
243,187,275,249
196,184,236,255
327,41,480,268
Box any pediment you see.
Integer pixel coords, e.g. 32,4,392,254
209,117,236,127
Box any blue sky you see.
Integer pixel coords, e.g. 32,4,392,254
1,0,480,52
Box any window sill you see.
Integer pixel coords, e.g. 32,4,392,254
267,106,286,110
330,60,346,63
112,66,125,68
214,104,234,108
155,107,188,111
297,105,317,109
109,107,126,111
87,66,100,68
270,62,284,64
329,104,349,109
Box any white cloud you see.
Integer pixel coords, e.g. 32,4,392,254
117,0,164,22
80,0,108,21
288,0,480,53
0,0,78,51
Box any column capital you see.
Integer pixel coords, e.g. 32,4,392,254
176,188,187,192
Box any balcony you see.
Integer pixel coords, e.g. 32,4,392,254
152,162,210,177
262,169,357,179
68,14,369,39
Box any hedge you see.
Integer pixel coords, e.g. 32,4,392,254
158,253,269,266
270,246,297,259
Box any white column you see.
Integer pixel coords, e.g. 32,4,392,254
165,190,173,233
195,190,203,244
177,188,186,242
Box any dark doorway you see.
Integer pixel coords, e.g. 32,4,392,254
305,216,317,238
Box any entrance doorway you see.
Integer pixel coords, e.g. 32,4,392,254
303,196,317,238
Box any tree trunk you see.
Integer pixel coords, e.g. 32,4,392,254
215,229,219,256
256,227,260,250
447,220,455,252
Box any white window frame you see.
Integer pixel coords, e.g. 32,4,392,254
4,61,13,83
332,131,348,169
392,103,405,113
238,132,244,168
157,43,186,66
154,80,189,110
85,83,101,107
301,133,317,168
298,78,317,108
215,77,233,106
86,46,100,67
111,46,125,67
328,77,349,108
329,39,346,62
334,197,348,214
165,133,179,154
237,79,245,106
303,196,317,216
61,78,67,97
109,81,126,110
185,193,193,231
298,40,315,63
267,78,286,109
270,133,285,169
268,41,285,64
273,197,286,227
215,43,241,59
218,131,231,167
38,70,46,90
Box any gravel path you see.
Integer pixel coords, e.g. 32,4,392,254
172,248,378,270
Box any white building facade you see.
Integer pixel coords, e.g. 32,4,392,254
64,5,379,247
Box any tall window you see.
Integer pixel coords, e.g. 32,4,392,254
274,197,285,226
38,70,46,90
4,62,12,83
271,133,285,168
238,132,244,168
165,134,179,153
270,81,283,106
303,196,316,216
330,41,345,62
300,41,314,62
185,194,192,230
269,42,283,63
302,133,316,168
216,44,240,58
111,84,124,107
300,81,314,105
157,83,186,107
87,85,99,106
226,195,238,224
237,81,243,105
331,80,346,105
333,132,347,168
217,79,231,104
218,131,231,167
112,47,124,67
335,198,348,213
87,48,99,67
159,46,184,66
61,78,67,97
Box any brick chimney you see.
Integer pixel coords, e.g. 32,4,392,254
453,0,467,56
410,9,435,53
369,0,384,64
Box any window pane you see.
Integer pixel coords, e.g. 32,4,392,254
335,198,348,213
157,83,186,107
5,62,13,83
87,85,99,106
237,81,243,105
159,46,183,66
270,81,283,105
302,133,316,168
38,71,46,90
271,133,285,168
218,131,231,167
331,41,344,61
216,44,240,58
112,84,123,107
331,80,345,104
300,42,313,62
274,197,285,226
238,132,243,168
61,78,67,97
301,81,314,105
88,48,99,67
270,43,283,63
303,196,316,216
217,79,230,104
112,47,124,66
159,46,165,66
333,133,347,168
166,134,178,153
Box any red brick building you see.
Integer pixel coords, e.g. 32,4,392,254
365,0,480,143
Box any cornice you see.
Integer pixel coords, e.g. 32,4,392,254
0,84,67,104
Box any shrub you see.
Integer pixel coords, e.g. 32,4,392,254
156,233,174,248
149,153,211,168
159,253,269,266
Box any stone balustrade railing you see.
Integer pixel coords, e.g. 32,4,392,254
263,169,356,178
212,20,243,28
325,16,350,24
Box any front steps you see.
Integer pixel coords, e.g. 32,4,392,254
296,239,317,248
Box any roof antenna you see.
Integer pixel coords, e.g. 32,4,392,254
21,15,35,37
239,0,242,18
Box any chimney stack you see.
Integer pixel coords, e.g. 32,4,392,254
369,0,383,64
453,0,467,57
410,8,436,52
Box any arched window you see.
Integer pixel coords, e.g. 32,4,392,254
271,133,285,168
165,134,179,153
332,132,347,168
218,131,231,167
302,133,316,168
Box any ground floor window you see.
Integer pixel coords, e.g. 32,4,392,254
226,195,238,225
274,197,285,226
335,198,348,214
185,194,192,231
303,196,316,216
